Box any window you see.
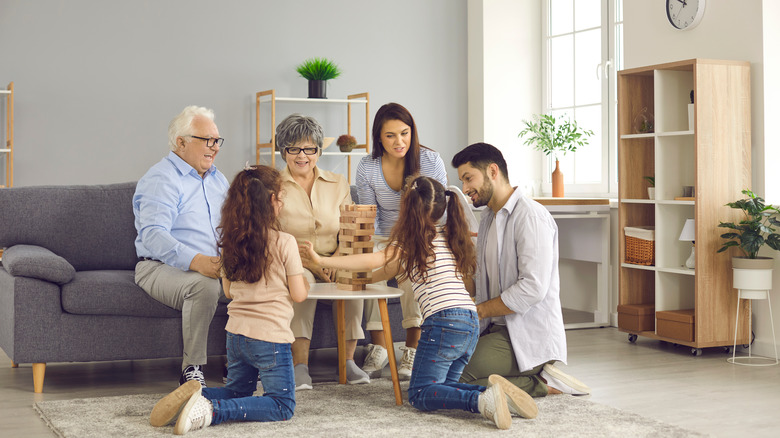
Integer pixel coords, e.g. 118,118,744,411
543,0,623,196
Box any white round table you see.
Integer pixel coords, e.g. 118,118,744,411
308,283,404,405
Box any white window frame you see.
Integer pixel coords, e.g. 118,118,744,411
541,0,622,197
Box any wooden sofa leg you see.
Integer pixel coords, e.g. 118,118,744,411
32,363,46,393
11,361,18,368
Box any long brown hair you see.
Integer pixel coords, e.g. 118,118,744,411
387,176,476,283
371,102,427,181
218,165,282,283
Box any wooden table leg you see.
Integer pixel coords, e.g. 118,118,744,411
336,299,346,384
378,298,403,405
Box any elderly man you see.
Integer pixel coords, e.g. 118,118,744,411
134,105,229,387
452,142,590,398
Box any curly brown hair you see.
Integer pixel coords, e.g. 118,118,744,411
387,176,476,284
218,165,282,283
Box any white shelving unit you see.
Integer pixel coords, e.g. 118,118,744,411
255,90,369,183
1,82,13,188
617,59,752,354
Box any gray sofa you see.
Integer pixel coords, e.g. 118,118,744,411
0,182,403,393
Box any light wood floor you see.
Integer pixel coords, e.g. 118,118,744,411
2,327,778,437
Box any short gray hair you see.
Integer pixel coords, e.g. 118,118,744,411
275,114,323,159
168,106,215,151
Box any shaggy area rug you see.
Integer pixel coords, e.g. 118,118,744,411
34,379,705,437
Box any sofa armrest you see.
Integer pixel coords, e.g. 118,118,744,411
2,244,76,284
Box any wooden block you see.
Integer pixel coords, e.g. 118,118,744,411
338,234,372,242
342,228,375,236
340,216,376,224
336,283,367,291
342,240,374,249
338,246,374,255
340,222,376,230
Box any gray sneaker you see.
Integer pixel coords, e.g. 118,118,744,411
294,363,313,390
362,344,389,378
398,346,416,381
478,375,511,430
346,359,370,385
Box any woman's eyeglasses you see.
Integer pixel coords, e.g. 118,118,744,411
284,146,318,155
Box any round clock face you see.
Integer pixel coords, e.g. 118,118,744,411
667,0,706,30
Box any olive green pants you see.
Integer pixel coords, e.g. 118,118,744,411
458,324,550,397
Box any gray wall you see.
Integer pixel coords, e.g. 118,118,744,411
0,0,467,187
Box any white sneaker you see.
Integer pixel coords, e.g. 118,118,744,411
398,346,416,381
346,359,370,385
362,344,389,378
488,374,538,419
294,364,313,390
541,363,590,395
174,393,212,435
478,375,511,429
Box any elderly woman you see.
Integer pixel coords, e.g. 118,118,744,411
275,114,370,390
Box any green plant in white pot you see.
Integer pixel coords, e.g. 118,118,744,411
518,114,593,197
718,189,780,292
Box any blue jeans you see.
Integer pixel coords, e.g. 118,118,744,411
408,308,485,413
202,332,295,424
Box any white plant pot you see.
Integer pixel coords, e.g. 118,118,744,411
647,187,655,200
732,257,774,297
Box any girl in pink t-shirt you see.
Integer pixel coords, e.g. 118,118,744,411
150,165,309,435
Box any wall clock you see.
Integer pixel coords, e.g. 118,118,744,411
666,0,706,31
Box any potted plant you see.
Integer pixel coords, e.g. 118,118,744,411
337,134,357,153
295,57,341,99
518,114,593,197
718,189,780,292
644,176,655,200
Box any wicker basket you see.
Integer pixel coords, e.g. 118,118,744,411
624,226,655,266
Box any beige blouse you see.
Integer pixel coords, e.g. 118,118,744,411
278,166,352,256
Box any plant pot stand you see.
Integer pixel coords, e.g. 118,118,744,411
728,261,779,366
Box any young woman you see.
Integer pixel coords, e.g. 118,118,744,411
150,165,309,435
302,176,538,429
355,102,448,380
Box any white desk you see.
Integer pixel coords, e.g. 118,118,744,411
308,283,404,405
534,199,610,329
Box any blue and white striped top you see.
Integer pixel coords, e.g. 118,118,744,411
355,147,448,236
410,230,476,321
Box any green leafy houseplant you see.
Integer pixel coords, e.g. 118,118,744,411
295,57,342,81
644,176,655,187
518,114,594,161
718,189,780,259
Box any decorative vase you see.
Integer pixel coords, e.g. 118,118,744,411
732,257,774,298
552,160,564,197
339,143,354,153
308,80,327,99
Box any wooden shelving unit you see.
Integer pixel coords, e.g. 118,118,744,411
1,82,13,188
617,59,751,355
255,90,369,183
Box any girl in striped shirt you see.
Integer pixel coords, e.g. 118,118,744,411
301,176,537,429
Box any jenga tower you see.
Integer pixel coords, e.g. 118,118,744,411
336,204,377,290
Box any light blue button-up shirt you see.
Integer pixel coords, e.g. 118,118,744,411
475,188,567,371
133,151,229,271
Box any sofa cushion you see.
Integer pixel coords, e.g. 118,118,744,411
0,182,138,271
2,245,76,285
60,270,230,318
61,270,182,317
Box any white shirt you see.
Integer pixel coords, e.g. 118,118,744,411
475,187,567,371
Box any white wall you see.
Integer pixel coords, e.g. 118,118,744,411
0,0,468,187
467,0,543,194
